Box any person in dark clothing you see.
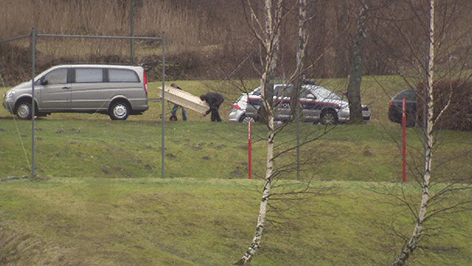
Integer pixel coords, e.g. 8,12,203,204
200,92,224,122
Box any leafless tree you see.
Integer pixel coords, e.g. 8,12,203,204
389,2,436,264
346,0,368,124
237,0,284,263
237,0,312,264
388,0,472,264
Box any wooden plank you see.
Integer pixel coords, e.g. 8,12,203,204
157,86,209,114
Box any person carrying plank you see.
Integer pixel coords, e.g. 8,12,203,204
200,92,224,122
169,83,188,121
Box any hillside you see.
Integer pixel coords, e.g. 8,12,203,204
1,0,471,85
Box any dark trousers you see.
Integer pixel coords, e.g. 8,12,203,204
210,106,222,122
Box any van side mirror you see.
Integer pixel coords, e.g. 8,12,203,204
41,79,48,86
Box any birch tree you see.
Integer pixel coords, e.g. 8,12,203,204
237,0,314,263
389,0,472,264
237,0,283,264
389,2,435,264
291,0,307,180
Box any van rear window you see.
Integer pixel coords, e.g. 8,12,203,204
109,69,139,83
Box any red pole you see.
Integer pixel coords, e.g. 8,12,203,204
248,121,252,179
402,98,407,182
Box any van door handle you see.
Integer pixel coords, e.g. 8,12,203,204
62,87,71,90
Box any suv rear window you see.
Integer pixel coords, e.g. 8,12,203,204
394,89,416,101
109,69,139,83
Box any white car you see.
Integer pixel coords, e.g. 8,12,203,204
228,84,371,124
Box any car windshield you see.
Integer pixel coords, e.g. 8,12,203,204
312,87,342,100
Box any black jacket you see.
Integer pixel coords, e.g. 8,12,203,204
201,93,224,107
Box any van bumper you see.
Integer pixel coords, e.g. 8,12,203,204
3,99,15,114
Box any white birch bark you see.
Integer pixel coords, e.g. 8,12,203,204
390,0,435,265
293,0,307,180
238,0,281,264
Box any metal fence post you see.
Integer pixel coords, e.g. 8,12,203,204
31,28,37,178
130,0,134,64
161,32,166,178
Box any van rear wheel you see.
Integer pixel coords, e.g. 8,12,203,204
109,102,130,120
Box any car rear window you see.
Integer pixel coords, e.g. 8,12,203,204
108,69,140,83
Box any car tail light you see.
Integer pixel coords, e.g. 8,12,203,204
232,104,241,110
389,100,392,109
143,71,148,96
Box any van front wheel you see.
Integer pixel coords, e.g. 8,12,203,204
16,102,32,120
109,102,130,120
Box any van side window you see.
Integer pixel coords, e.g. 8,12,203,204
108,69,139,83
43,69,68,85
75,68,103,83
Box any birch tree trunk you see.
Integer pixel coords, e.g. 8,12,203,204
390,0,435,264
292,0,307,180
237,0,281,264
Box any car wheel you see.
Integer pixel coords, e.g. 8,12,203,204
109,102,130,120
320,109,338,125
240,115,255,123
16,102,32,120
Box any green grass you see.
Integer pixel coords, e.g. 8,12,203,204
1,117,469,182
1,77,471,265
1,178,471,265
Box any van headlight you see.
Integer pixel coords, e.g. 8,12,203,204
5,91,14,99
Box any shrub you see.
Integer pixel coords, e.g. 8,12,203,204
416,79,472,131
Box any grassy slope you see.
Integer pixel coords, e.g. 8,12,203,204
2,178,470,265
1,77,471,265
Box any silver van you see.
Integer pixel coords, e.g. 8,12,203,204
3,64,149,120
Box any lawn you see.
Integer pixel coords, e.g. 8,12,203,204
2,178,471,265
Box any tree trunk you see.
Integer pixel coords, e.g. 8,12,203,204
291,0,307,180
347,1,368,124
237,94,274,264
390,0,435,264
237,0,280,264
